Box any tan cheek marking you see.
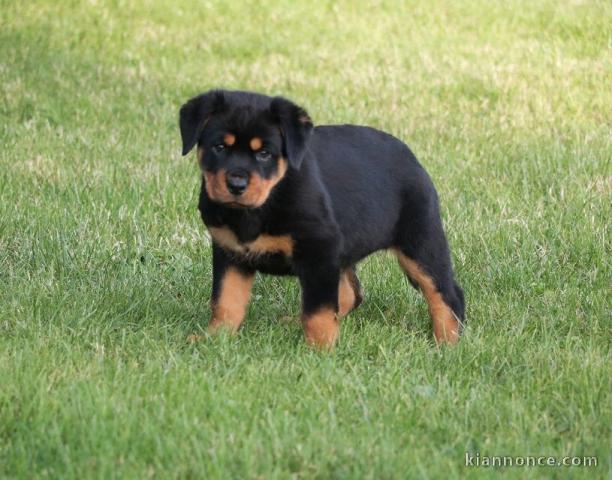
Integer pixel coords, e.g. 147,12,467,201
249,137,262,151
242,157,288,207
203,171,216,198
302,308,339,348
204,169,233,203
223,133,236,146
338,271,357,317
275,157,288,184
208,226,293,258
394,250,459,344
208,267,254,333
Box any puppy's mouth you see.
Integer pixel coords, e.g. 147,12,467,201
222,200,255,209
203,170,271,210
207,191,261,209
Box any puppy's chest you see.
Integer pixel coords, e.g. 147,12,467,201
208,225,293,260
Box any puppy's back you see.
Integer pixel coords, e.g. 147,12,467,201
309,125,436,263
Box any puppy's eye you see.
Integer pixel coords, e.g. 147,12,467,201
212,144,225,154
255,150,272,162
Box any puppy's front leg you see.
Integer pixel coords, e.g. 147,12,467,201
208,244,255,333
297,259,341,348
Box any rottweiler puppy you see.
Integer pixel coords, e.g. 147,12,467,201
179,90,465,348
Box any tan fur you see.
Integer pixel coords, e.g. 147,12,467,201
203,169,232,203
241,157,287,207
249,137,263,151
394,250,459,344
208,267,254,333
302,308,339,348
338,270,357,317
202,158,288,208
223,133,236,146
209,226,293,258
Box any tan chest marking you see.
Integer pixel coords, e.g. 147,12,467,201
208,226,293,258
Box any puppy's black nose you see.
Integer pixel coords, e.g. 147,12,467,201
226,170,249,195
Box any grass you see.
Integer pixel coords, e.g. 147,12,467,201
0,0,610,478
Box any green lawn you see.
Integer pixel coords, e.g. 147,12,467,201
1,1,610,478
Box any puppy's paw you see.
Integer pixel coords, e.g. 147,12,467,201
302,308,339,349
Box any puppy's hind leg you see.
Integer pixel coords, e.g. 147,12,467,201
393,212,465,344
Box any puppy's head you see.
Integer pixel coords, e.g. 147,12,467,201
179,90,313,209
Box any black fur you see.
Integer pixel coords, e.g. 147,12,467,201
180,89,465,337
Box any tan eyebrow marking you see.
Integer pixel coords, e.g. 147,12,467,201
249,137,263,151
223,133,236,146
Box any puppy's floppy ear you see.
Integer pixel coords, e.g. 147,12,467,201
179,90,225,155
270,96,313,170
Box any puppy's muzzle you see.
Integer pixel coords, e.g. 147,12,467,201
226,169,249,195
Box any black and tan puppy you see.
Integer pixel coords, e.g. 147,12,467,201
179,90,465,347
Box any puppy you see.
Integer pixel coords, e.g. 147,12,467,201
179,90,465,347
